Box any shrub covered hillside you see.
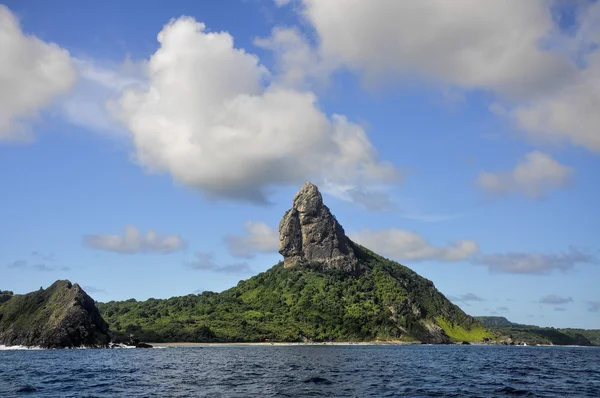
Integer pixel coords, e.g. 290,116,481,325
98,247,490,344
475,317,600,346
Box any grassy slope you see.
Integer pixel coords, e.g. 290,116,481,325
98,247,490,343
0,281,72,333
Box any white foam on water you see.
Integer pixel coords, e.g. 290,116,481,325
108,343,136,349
0,345,43,350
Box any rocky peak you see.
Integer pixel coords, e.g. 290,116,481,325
0,280,110,348
279,182,360,273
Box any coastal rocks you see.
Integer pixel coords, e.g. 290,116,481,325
0,280,110,348
127,335,153,348
108,337,153,349
279,182,360,274
421,322,453,344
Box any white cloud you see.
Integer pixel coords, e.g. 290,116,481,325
187,251,252,273
539,295,573,305
0,5,76,141
186,251,218,270
320,183,396,211
83,225,186,254
476,151,573,198
447,293,485,303
225,221,279,258
61,57,145,135
509,2,600,153
473,247,594,274
254,27,333,89
109,17,397,203
32,264,53,272
82,286,106,294
511,51,600,153
349,228,478,262
301,0,571,98
7,260,27,268
298,1,600,154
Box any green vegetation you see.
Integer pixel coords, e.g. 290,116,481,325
474,316,513,328
559,329,600,346
0,282,70,330
475,316,600,346
435,317,490,342
0,290,13,304
98,247,490,343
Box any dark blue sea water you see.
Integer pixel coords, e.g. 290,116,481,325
1,345,599,397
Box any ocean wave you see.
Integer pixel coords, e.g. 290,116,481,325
0,345,43,350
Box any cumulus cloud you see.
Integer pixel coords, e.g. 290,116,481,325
297,1,600,154
476,151,573,198
349,228,478,262
510,2,600,153
539,295,573,305
588,301,600,313
186,251,252,273
83,225,186,254
473,247,594,274
254,27,333,89
301,0,571,97
109,17,397,203
0,5,76,141
225,221,279,258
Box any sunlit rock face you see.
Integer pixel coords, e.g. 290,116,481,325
278,182,359,273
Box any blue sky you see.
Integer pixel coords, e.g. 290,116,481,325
1,0,599,329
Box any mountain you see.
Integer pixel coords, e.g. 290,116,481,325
98,182,490,344
475,316,600,346
0,280,109,348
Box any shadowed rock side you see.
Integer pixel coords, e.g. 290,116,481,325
279,182,360,274
0,280,109,348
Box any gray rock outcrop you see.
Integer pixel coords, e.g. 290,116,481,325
279,182,360,273
0,280,110,348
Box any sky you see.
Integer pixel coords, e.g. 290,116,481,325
1,0,599,329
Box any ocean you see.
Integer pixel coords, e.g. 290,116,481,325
1,345,599,397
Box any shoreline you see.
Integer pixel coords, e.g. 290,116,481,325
146,341,422,347
2,343,597,350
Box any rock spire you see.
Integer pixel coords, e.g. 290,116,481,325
278,182,359,273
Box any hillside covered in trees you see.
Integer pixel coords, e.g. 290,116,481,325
98,248,489,344
475,317,600,346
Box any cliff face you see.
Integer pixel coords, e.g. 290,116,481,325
279,182,360,274
0,280,109,348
